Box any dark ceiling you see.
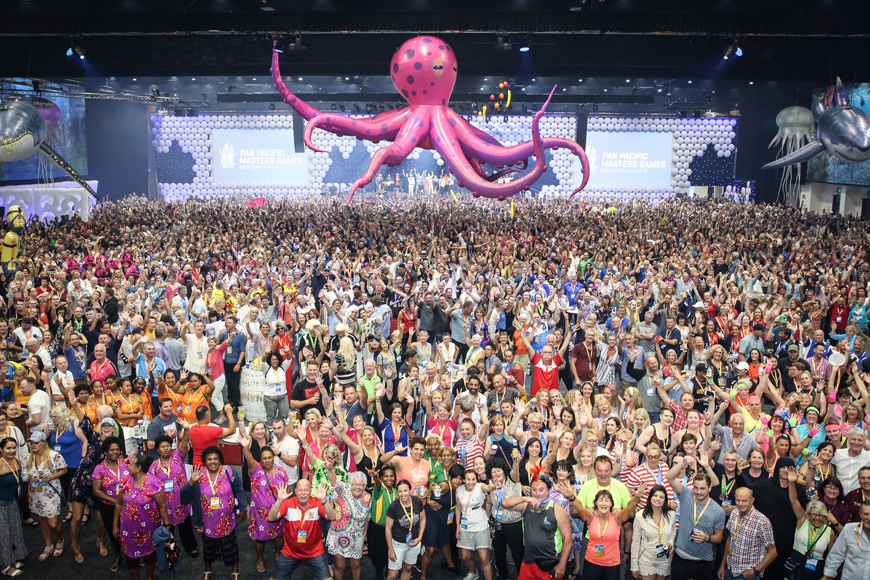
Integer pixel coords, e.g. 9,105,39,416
1,0,869,83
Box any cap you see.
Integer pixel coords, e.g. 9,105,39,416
777,315,788,324
28,431,47,443
787,344,800,353
752,323,766,331
695,363,708,374
736,361,750,370
693,301,705,309
100,417,116,428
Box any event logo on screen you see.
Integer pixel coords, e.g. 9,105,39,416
211,129,308,184
574,131,673,189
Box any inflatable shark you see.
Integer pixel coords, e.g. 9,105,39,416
0,96,95,196
762,78,870,170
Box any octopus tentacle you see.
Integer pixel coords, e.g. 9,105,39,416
345,108,431,205
469,158,523,182
432,88,554,200
272,47,412,140
447,108,591,196
300,112,414,152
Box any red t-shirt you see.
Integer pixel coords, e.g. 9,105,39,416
188,424,224,467
278,497,328,558
529,352,563,397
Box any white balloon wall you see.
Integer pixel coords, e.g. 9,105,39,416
580,116,738,204
150,111,736,204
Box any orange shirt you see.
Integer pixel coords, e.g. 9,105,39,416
85,393,114,426
513,326,529,356
180,386,210,425
113,394,142,427
158,385,184,418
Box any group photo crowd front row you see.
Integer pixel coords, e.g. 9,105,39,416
0,195,868,580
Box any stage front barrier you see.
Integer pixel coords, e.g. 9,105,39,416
0,180,98,221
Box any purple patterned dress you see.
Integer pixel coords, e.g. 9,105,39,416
247,464,288,541
118,474,164,558
199,466,236,539
147,450,190,524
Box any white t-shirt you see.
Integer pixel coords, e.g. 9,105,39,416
49,370,75,405
455,483,489,532
832,447,870,492
272,435,300,485
183,333,209,373
27,389,52,430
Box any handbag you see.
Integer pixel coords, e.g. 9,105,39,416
164,536,181,569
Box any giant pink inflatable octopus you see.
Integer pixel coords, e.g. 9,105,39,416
271,35,590,204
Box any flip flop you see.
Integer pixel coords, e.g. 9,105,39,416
110,558,120,572
256,560,265,573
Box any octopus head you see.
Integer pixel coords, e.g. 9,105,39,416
390,36,457,107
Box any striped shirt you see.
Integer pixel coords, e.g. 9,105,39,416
624,463,675,509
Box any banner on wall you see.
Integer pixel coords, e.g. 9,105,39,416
574,131,672,189
211,129,308,184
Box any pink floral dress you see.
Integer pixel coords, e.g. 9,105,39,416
247,464,288,541
118,474,164,558
199,466,236,539
92,460,130,506
147,451,190,524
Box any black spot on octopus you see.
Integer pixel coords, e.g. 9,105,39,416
438,45,445,50
393,63,399,74
407,76,415,85
404,49,415,59
412,91,417,96
401,89,409,98
381,124,388,132
414,62,422,70
423,38,432,44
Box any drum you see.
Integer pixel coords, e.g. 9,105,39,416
239,366,267,422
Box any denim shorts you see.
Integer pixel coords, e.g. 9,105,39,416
272,552,331,580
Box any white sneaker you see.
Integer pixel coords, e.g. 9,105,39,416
463,572,477,580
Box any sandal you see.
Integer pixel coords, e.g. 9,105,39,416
201,573,212,580
1,566,23,577
98,539,108,557
231,573,240,580
23,519,38,528
81,513,89,524
110,558,120,572
38,547,53,562
256,559,265,573
73,546,84,564
53,541,64,558
63,513,73,523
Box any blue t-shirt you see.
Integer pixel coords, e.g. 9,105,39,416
674,484,725,562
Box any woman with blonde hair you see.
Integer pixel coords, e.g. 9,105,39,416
47,405,86,523
24,432,67,561
333,327,358,387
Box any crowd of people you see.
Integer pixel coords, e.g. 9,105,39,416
0,193,868,580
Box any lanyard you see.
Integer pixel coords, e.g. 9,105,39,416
656,513,666,543
104,461,121,485
646,464,664,485
159,458,172,478
461,484,476,515
693,498,711,527
595,514,611,541
399,498,414,528
721,476,736,498
206,469,221,496
806,523,827,557
732,508,755,542
391,422,402,447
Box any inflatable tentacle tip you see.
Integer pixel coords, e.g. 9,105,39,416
271,36,588,202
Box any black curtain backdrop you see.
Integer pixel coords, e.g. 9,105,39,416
85,99,150,201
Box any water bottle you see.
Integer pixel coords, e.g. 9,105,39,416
141,419,150,440
433,484,441,500
137,420,145,439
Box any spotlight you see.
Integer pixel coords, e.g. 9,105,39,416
354,104,361,112
723,39,741,60
339,104,346,112
365,103,373,114
269,103,275,111
518,37,530,52
259,0,275,12
151,88,160,102
494,35,511,53
67,37,86,60
286,34,306,52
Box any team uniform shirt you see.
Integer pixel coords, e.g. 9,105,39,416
277,496,328,558
623,463,675,509
529,352,563,397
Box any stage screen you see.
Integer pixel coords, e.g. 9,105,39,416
577,131,673,189
210,129,308,184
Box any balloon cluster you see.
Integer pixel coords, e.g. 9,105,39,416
585,116,737,195
487,81,512,111
151,113,327,203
